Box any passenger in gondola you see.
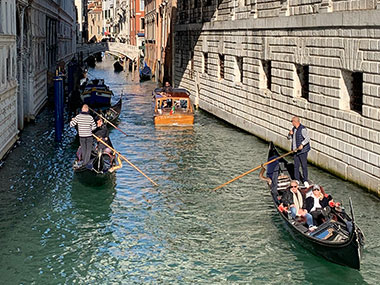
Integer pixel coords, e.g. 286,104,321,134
94,118,113,151
305,185,334,226
281,180,316,230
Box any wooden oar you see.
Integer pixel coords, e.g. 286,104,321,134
93,134,158,186
212,150,295,191
89,106,128,137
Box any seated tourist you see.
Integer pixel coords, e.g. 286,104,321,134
281,180,316,231
94,118,113,151
161,100,168,109
305,185,333,225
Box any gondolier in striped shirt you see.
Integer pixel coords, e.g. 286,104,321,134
70,104,97,166
287,116,311,187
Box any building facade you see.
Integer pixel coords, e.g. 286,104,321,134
130,0,145,46
112,0,130,42
0,0,77,160
144,0,176,83
75,0,89,43
175,0,380,195
0,0,18,160
88,0,103,42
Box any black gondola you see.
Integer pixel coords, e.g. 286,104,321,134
114,61,124,72
73,148,117,185
99,98,122,125
266,142,364,270
139,64,152,81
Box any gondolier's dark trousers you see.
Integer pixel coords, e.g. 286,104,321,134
80,136,93,165
294,152,308,183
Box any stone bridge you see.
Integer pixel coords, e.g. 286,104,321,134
77,42,140,62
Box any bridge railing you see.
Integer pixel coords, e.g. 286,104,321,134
76,42,140,61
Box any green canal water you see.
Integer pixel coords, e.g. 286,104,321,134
1,58,380,284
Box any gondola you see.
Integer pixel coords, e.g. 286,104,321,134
98,97,122,125
80,78,114,108
139,63,152,81
114,60,123,72
73,146,121,186
266,142,364,270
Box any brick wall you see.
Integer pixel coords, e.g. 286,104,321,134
174,0,380,195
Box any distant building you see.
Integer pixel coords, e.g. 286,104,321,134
130,0,145,46
0,0,18,160
88,1,103,42
144,0,176,83
75,0,89,43
102,0,116,37
112,0,130,42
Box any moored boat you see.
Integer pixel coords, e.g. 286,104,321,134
139,63,152,81
153,88,194,127
266,142,364,270
114,60,123,72
80,78,114,108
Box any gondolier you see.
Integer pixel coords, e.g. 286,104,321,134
287,116,311,186
70,104,97,166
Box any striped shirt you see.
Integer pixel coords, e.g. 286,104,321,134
70,113,96,137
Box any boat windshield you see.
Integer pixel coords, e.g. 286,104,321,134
157,98,189,112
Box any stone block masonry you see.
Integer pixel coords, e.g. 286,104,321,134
174,0,380,196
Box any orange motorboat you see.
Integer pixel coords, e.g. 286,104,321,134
153,88,194,127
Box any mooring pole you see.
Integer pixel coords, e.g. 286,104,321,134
54,72,64,142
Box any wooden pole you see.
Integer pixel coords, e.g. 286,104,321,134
93,134,158,186
89,106,128,137
212,150,295,191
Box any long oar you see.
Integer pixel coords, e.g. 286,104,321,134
93,134,158,186
212,150,295,191
89,106,128,137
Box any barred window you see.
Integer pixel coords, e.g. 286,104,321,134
219,54,224,79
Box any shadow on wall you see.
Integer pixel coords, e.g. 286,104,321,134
173,0,222,87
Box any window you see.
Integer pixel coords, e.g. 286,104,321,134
203,52,208,74
260,60,272,90
179,49,183,68
140,0,144,11
295,64,309,101
341,70,363,114
235,56,243,83
351,72,363,113
190,51,194,79
219,54,224,79
141,18,145,30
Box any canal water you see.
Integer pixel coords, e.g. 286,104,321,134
1,57,380,284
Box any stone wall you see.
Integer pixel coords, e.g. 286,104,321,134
174,0,380,195
0,0,19,160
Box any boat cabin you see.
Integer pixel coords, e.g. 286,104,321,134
153,88,194,126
